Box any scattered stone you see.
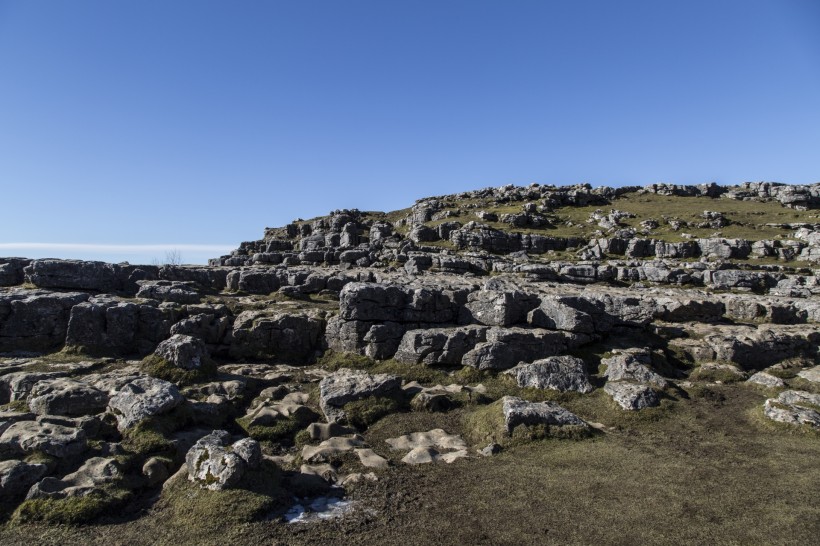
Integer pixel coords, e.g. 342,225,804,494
603,382,660,410
601,349,668,389
501,396,587,433
154,334,209,370
797,366,820,383
0,420,87,458
505,356,593,393
480,443,502,456
27,378,108,417
746,371,785,388
185,430,262,490
354,448,389,469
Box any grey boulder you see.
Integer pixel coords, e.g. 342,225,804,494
505,356,594,393
603,381,660,410
318,368,402,423
108,376,185,430
185,430,261,490
501,396,587,433
154,334,209,370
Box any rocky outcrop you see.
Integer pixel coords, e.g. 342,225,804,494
229,309,325,362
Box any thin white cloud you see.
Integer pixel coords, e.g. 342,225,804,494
0,243,234,253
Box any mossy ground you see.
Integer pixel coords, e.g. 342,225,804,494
2,383,818,544
140,354,217,386
10,487,132,525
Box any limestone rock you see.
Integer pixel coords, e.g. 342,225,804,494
136,280,202,304
394,326,487,366
318,368,402,423
26,457,120,500
601,349,668,389
604,382,660,410
0,420,87,458
501,396,587,433
154,334,209,370
108,376,185,431
185,430,262,490
229,309,325,363
27,378,108,416
505,356,593,393
0,460,48,497
746,371,785,388
797,366,820,383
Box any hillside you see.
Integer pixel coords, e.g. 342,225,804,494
0,181,819,545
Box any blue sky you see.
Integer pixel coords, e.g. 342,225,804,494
1,1,818,264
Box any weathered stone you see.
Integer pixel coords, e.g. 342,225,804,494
301,435,365,463
505,356,593,393
26,457,120,500
601,349,668,389
0,420,86,458
0,371,67,404
746,371,785,388
136,280,201,304
463,290,539,327
229,310,325,363
24,260,121,292
154,334,209,371
108,376,185,431
394,326,487,366
461,328,584,371
603,382,660,410
28,378,108,417
501,396,587,433
797,366,820,383
0,290,89,352
185,430,262,490
318,368,402,423
0,460,48,497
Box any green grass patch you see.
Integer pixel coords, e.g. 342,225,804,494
343,395,406,429
141,354,217,387
11,487,132,525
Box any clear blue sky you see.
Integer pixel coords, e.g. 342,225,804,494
1,1,818,264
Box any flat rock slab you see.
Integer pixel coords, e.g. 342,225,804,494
505,355,593,393
28,378,109,417
386,429,467,452
763,390,820,429
301,435,365,463
0,420,87,458
400,446,469,465
604,381,660,410
355,448,388,469
501,396,587,433
26,457,120,499
797,366,820,383
747,371,785,388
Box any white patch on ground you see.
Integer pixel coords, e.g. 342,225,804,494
284,495,357,524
